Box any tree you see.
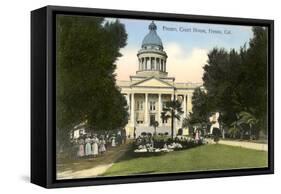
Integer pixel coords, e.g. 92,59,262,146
238,27,268,135
56,15,128,147
203,48,243,128
161,97,183,139
188,87,211,133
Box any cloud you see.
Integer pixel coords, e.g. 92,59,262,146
165,43,208,83
115,43,208,83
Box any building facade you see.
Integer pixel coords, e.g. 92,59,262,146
117,21,202,138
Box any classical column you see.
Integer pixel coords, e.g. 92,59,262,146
187,93,192,113
158,93,162,126
131,93,135,126
144,93,148,126
125,94,130,111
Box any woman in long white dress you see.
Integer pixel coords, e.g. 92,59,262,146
77,137,85,157
85,136,92,156
92,135,99,157
111,135,116,147
99,136,106,154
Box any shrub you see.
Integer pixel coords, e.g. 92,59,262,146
212,128,221,143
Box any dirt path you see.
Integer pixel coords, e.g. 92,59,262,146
219,140,268,151
57,144,131,180
57,163,114,179
206,138,268,151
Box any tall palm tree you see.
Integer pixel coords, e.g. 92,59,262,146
161,98,184,139
182,116,192,130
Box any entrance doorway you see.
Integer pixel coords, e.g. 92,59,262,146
150,114,155,126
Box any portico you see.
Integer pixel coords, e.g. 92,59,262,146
124,92,193,127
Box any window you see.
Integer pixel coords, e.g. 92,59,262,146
136,101,143,110
150,101,156,111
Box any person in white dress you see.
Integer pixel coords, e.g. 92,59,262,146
209,112,220,134
111,135,116,147
77,137,85,157
92,135,99,157
85,136,92,156
99,136,106,154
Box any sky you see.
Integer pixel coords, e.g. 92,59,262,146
106,18,254,83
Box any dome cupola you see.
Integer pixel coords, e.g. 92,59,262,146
136,21,168,78
141,21,163,49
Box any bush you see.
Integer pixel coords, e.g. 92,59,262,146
212,128,221,143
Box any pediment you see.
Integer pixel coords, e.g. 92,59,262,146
131,77,174,88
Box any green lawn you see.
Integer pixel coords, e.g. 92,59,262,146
103,144,268,176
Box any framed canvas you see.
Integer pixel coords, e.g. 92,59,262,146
31,5,274,188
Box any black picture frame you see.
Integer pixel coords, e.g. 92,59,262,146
31,5,274,188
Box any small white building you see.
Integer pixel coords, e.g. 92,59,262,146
117,21,202,137
70,122,87,139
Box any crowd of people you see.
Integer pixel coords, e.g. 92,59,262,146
68,128,205,157
73,129,126,159
134,133,183,153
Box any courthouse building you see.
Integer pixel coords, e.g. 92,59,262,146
117,21,202,137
